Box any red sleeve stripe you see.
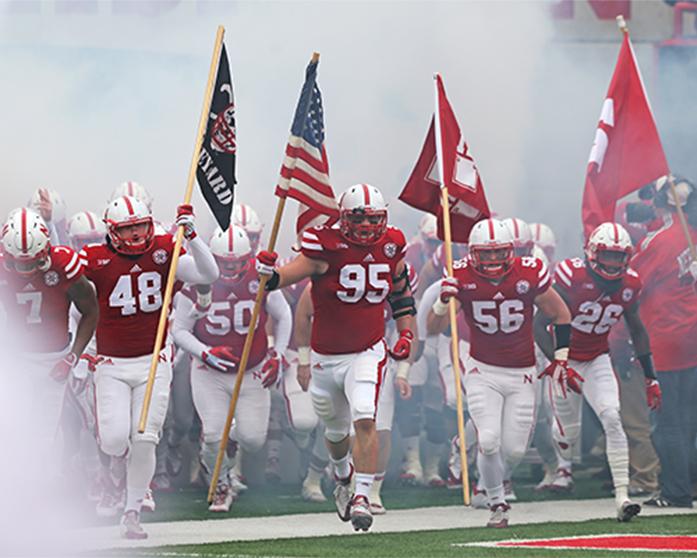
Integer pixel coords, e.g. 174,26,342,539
558,260,573,280
64,252,79,273
537,262,549,279
555,265,572,287
538,270,551,289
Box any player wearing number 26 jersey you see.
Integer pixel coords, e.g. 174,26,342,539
428,218,572,529
534,222,658,523
80,195,218,539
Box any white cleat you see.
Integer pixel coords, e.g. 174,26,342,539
120,510,148,540
301,477,327,503
399,457,423,486
141,488,156,513
228,470,248,493
550,467,574,492
333,477,353,522
208,483,235,513
487,503,511,529
368,491,386,515
503,480,518,502
447,436,462,490
349,495,373,532
617,500,642,522
534,469,556,492
471,485,488,509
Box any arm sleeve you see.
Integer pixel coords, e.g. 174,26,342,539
175,236,220,285
47,222,60,246
417,281,441,341
172,292,209,359
265,290,292,356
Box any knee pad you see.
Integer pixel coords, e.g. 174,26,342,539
424,407,447,445
598,408,623,436
477,429,500,456
310,388,335,421
324,423,350,444
236,433,266,454
351,381,377,421
99,435,129,458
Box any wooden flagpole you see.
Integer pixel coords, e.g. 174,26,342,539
207,52,320,502
138,26,226,433
433,73,470,507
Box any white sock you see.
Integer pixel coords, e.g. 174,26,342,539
125,441,156,512
370,472,385,500
330,454,352,481
354,472,374,499
558,457,572,471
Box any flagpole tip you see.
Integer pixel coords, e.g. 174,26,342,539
311,52,320,63
616,15,628,34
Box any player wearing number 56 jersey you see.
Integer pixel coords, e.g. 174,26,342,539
80,195,218,539
428,218,572,529
173,225,291,513
534,222,658,523
255,184,416,532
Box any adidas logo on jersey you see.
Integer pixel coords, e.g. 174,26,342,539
493,292,505,300
363,253,375,262
23,283,35,291
130,264,143,273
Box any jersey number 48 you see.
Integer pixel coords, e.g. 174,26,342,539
109,272,163,316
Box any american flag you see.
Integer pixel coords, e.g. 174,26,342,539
275,57,339,235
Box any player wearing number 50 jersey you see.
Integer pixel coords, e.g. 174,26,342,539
534,222,658,523
80,195,218,539
255,184,416,532
427,218,572,529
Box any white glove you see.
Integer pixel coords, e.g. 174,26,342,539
689,260,697,283
176,204,196,240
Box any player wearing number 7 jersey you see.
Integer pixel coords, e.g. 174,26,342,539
427,218,572,529
534,222,658,523
255,184,416,532
80,195,218,539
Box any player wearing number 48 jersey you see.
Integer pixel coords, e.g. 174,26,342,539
534,222,659,523
255,184,416,533
427,218,572,529
80,195,218,539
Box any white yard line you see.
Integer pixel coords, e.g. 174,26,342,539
72,498,696,553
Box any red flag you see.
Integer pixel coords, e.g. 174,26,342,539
582,32,669,238
399,75,490,243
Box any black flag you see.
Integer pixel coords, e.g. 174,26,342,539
197,43,236,230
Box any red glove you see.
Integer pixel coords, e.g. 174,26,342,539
538,351,584,399
390,329,414,361
256,250,278,276
79,354,104,373
439,276,459,304
202,346,239,373
261,349,281,388
176,204,196,240
50,352,78,383
645,379,662,410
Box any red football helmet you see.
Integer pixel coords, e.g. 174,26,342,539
339,184,387,245
2,208,51,276
209,225,252,284
103,195,154,255
585,222,633,281
467,218,515,279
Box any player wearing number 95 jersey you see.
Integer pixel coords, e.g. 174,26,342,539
534,222,657,523
427,218,572,529
80,195,218,539
255,184,416,532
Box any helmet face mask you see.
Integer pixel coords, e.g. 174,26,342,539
587,247,630,280
340,208,387,245
215,254,251,283
104,196,155,256
209,225,252,284
585,222,633,281
2,208,52,277
5,248,50,276
467,219,515,279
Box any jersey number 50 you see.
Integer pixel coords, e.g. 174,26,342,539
109,272,163,316
337,263,391,304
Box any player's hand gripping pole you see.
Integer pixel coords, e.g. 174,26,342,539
138,26,226,434
206,51,321,501
433,73,470,506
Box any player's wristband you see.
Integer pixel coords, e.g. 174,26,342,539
432,298,449,316
396,360,410,381
554,323,571,350
637,353,657,380
298,346,311,366
265,271,280,291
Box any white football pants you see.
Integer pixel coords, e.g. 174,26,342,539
282,350,319,434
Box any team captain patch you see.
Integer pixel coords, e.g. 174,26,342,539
152,249,168,265
383,242,397,258
43,270,60,287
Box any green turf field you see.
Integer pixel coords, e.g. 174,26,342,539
118,515,697,558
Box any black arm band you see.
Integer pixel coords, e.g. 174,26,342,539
389,295,416,318
265,271,280,291
637,353,657,380
391,266,411,295
554,323,571,350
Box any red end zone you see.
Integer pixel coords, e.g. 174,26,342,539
460,534,697,552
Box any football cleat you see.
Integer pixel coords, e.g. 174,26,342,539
487,503,511,529
349,495,373,532
333,467,354,522
150,472,172,493
368,485,386,515
141,488,156,513
503,480,518,502
446,436,462,490
550,467,574,492
208,483,235,513
120,510,148,540
96,487,121,518
228,470,248,493
534,469,556,492
423,454,446,487
471,485,488,509
301,476,327,503
399,456,423,486
617,500,642,522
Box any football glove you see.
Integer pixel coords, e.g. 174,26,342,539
176,204,197,240
256,250,278,276
645,379,662,410
202,346,239,373
389,329,414,361
261,349,281,389
50,352,78,383
538,349,584,399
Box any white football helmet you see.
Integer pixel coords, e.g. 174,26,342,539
103,195,154,255
530,222,556,262
339,183,388,245
110,181,153,211
467,218,514,278
531,244,549,268
68,211,106,250
1,208,51,275
209,225,252,283
585,222,633,281
29,187,67,223
232,203,263,251
418,213,439,244
502,217,533,257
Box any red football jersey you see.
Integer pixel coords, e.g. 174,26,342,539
453,256,550,367
301,225,407,355
183,263,269,369
555,258,642,362
81,235,183,358
405,239,434,276
432,243,469,276
0,246,83,353
631,216,697,370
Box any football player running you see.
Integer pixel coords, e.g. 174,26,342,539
173,225,291,513
80,195,218,539
534,222,658,522
255,184,416,532
428,218,572,528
